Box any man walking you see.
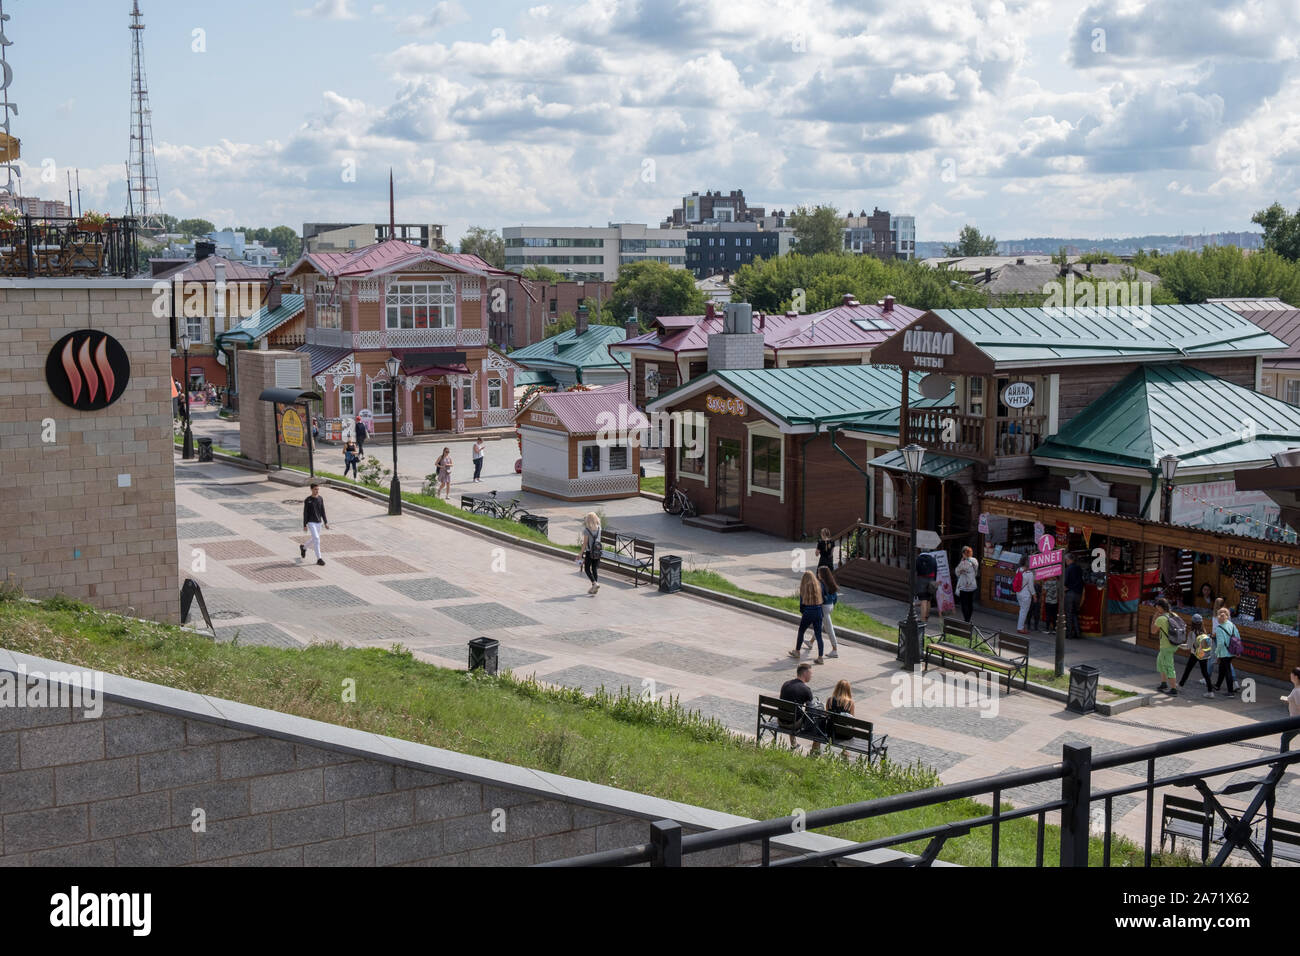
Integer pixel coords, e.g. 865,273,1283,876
1063,551,1084,640
301,483,329,566
354,415,368,457
472,438,486,482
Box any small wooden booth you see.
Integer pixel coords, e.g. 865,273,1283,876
979,494,1300,682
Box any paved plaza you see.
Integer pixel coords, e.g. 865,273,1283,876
173,459,1300,850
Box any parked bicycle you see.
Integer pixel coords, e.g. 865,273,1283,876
662,484,698,519
474,490,532,522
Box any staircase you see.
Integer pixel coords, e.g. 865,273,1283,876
682,514,749,533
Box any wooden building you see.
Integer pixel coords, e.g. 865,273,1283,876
517,386,646,501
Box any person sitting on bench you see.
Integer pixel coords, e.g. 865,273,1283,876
780,663,821,751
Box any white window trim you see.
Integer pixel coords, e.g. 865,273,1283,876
578,440,607,475
384,280,456,331
339,384,355,417
745,420,784,503
1286,378,1300,405
370,380,395,417
678,419,708,484
881,470,897,519
487,376,504,410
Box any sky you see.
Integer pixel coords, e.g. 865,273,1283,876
11,0,1300,246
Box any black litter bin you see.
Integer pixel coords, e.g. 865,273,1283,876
519,513,549,536
196,437,214,462
658,554,682,593
468,637,499,676
1068,664,1100,713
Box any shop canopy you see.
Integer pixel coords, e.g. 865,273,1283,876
870,449,973,480
1033,363,1300,474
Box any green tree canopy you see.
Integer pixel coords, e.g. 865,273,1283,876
177,218,216,239
942,225,998,257
520,265,563,283
1134,245,1300,304
458,226,506,269
609,261,706,320
788,205,844,256
1251,202,1300,261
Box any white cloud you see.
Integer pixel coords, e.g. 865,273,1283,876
295,0,358,19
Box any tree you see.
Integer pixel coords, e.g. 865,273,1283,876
1137,245,1300,305
458,226,505,269
942,225,998,257
542,299,620,338
267,226,302,263
177,218,216,239
609,261,706,320
788,205,844,256
1252,202,1300,261
520,265,563,282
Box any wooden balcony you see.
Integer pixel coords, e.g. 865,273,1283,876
906,409,1048,463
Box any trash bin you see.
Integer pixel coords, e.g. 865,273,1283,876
658,554,682,593
519,513,549,536
197,437,214,462
1067,664,1100,713
468,636,499,676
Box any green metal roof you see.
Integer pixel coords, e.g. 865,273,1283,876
689,365,923,427
508,324,628,371
932,303,1288,363
1033,363,1300,471
870,449,974,480
513,369,557,387
216,294,305,346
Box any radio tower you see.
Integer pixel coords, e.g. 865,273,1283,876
127,1,164,231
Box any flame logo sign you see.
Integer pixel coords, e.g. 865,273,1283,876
45,331,131,411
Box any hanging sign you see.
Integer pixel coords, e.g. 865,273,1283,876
1033,521,1045,541
1037,533,1056,553
1082,525,1093,548
978,512,990,534
1056,521,1069,541
1002,382,1035,408
45,331,131,411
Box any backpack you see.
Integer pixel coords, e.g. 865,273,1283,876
1012,570,1024,593
1226,622,1243,656
1165,613,1187,646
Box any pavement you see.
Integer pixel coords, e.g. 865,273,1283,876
173,459,1300,854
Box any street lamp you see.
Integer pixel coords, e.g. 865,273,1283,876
386,356,402,516
1159,453,1179,522
901,442,926,672
178,333,195,460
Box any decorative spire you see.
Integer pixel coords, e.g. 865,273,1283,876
389,168,395,238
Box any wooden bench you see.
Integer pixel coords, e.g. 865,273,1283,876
941,618,994,653
756,695,888,764
598,529,656,587
1160,794,1213,863
924,631,1029,693
1265,815,1300,865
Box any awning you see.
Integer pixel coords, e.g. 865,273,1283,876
404,364,470,378
871,449,973,480
257,387,322,404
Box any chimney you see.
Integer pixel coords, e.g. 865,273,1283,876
842,293,855,306
1086,261,1093,272
758,313,765,330
706,302,716,321
575,302,589,336
883,294,894,313
1016,257,1024,265
195,241,216,262
708,303,762,372
266,271,284,312
625,319,639,339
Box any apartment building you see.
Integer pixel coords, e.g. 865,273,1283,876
304,222,446,253
685,221,780,277
662,189,765,228
843,208,916,260
502,223,687,282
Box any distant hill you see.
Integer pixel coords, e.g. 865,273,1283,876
916,231,1264,259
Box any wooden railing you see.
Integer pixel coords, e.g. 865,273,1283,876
994,415,1047,456
907,408,986,458
828,521,909,571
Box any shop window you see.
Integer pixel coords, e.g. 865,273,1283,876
458,382,473,412
1287,380,1300,406
750,433,781,492
645,365,660,399
385,281,455,330
608,446,629,472
581,445,601,473
371,381,393,416
339,384,354,417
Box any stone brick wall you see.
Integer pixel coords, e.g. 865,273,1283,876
237,350,312,469
0,280,179,623
0,652,900,866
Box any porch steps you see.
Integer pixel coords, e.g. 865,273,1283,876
682,514,749,533
835,557,910,602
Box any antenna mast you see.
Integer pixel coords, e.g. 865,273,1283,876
127,1,164,230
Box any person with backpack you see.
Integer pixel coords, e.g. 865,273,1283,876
1150,597,1183,695
342,440,360,479
1177,612,1216,696
1014,556,1036,634
915,550,938,626
1213,606,1241,698
579,512,603,594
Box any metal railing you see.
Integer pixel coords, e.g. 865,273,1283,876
539,716,1300,867
0,215,139,278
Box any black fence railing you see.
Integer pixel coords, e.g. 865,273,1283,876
538,715,1300,867
0,215,139,278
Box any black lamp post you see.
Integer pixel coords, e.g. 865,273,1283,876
1159,453,1179,523
901,442,926,671
386,356,402,516
179,333,195,460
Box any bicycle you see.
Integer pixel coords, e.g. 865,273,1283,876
662,484,698,519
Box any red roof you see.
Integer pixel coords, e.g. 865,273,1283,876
529,386,648,435
153,255,271,283
290,239,515,280
614,300,921,354
1241,309,1300,365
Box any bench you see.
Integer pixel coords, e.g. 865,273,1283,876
924,631,1029,693
756,695,888,764
941,618,994,653
1160,794,1213,863
460,494,485,512
1265,815,1300,865
598,529,656,587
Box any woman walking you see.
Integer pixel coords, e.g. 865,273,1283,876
1177,613,1215,696
1014,556,1036,634
815,528,834,570
816,566,840,658
579,512,602,594
472,438,486,482
343,440,360,480
435,447,453,499
1213,607,1240,698
788,571,825,665
954,546,979,623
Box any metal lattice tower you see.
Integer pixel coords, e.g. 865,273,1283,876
127,0,164,230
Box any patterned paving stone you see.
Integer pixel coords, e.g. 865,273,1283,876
218,500,292,516
623,641,747,676
323,611,431,643
1224,772,1300,814
177,522,237,539
879,738,969,777
229,562,321,584
1037,732,1194,779
539,664,674,699
176,504,201,520
216,622,304,649
201,484,257,497
538,628,629,648
421,643,550,674
198,589,253,618
257,518,306,533
378,577,474,601
434,602,539,629
679,694,753,733
291,534,373,552
271,585,368,608
1074,658,1159,682
338,555,423,576
189,539,274,561
883,700,1026,742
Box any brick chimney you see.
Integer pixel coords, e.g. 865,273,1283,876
575,302,589,336
882,295,894,313
625,319,639,339
266,271,284,312
706,302,716,320
707,303,763,372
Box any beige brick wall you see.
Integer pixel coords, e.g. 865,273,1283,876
237,351,313,469
0,280,179,623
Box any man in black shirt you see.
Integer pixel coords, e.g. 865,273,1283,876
354,416,368,456
1063,552,1084,639
780,663,817,748
301,483,330,566
915,551,938,625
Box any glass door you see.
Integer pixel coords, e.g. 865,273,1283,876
716,439,741,517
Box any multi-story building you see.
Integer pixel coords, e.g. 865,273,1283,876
286,237,524,436
843,208,916,260
303,222,446,253
662,189,765,228
486,278,614,350
0,195,72,218
685,221,780,277
502,223,687,282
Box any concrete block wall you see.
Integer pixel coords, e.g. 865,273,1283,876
0,650,906,867
0,280,179,623
237,351,312,469
707,332,765,372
